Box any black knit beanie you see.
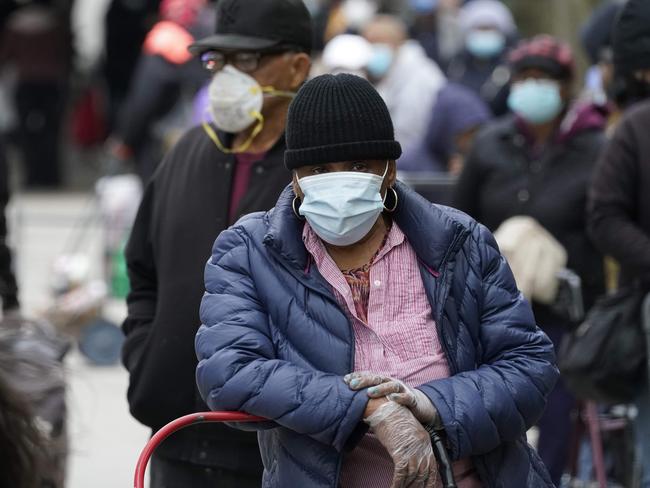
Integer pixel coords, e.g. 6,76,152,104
284,74,402,170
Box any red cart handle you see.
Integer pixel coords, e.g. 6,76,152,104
134,412,265,488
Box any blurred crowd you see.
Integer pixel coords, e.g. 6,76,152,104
1,0,650,487
0,0,633,185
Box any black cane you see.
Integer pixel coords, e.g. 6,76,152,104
431,430,457,488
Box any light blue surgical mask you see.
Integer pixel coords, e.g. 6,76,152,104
298,163,389,246
507,79,564,125
366,44,394,79
465,29,506,59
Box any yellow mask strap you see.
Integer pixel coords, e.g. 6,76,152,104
202,111,264,154
260,86,296,99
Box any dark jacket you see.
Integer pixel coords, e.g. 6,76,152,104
454,107,607,322
196,182,558,488
588,101,650,286
121,125,290,471
445,51,511,117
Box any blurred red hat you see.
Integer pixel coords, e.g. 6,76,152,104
508,35,575,80
160,0,207,28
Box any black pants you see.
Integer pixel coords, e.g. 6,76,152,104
14,81,64,187
150,453,261,488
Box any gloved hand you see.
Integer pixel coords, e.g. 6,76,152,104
345,372,441,428
365,400,438,488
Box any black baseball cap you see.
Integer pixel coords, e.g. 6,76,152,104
188,0,313,55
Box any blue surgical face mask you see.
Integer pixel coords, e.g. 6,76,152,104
298,163,389,246
465,29,506,59
366,44,394,79
507,79,564,125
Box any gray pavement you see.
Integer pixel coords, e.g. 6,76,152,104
10,192,150,488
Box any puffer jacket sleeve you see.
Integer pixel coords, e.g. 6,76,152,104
195,226,369,452
418,223,558,460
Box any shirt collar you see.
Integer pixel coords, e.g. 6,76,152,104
302,220,406,267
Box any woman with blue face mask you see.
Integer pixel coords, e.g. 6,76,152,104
446,0,517,117
195,73,557,488
454,35,609,486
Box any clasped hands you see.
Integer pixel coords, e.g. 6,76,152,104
343,372,442,488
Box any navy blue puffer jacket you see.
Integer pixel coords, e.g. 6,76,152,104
196,182,558,488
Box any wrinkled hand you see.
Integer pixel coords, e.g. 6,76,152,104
345,372,441,428
364,400,438,488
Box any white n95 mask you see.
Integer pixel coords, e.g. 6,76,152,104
204,65,295,153
208,65,264,133
298,163,389,246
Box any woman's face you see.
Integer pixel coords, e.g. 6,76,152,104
292,159,397,200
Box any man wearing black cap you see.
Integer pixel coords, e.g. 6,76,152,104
588,1,650,484
120,1,312,486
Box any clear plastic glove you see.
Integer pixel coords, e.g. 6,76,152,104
365,400,438,488
345,372,441,428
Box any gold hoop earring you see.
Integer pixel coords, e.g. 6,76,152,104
383,187,398,213
292,196,305,220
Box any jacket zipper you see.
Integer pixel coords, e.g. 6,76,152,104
266,246,357,488
429,228,470,375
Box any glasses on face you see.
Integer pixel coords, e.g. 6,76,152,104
200,48,295,74
200,51,263,73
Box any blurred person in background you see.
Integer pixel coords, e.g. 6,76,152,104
408,0,468,68
319,33,373,77
120,0,312,486
0,138,19,315
103,0,161,128
362,14,446,153
408,0,442,63
588,0,650,485
579,0,624,114
310,0,407,52
105,0,212,182
0,0,73,188
398,82,492,174
446,0,516,117
454,36,607,486
196,72,557,488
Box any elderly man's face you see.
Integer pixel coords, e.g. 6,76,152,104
202,49,311,109
251,52,310,91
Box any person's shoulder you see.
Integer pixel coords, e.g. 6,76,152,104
170,125,214,153
476,114,515,140
428,203,488,246
233,211,269,236
434,204,478,231
221,211,272,247
623,99,650,125
467,115,515,164
609,100,650,149
152,125,220,179
431,205,503,274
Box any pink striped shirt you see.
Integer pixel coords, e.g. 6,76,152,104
302,222,482,488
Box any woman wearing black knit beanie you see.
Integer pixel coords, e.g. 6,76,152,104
195,73,557,488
